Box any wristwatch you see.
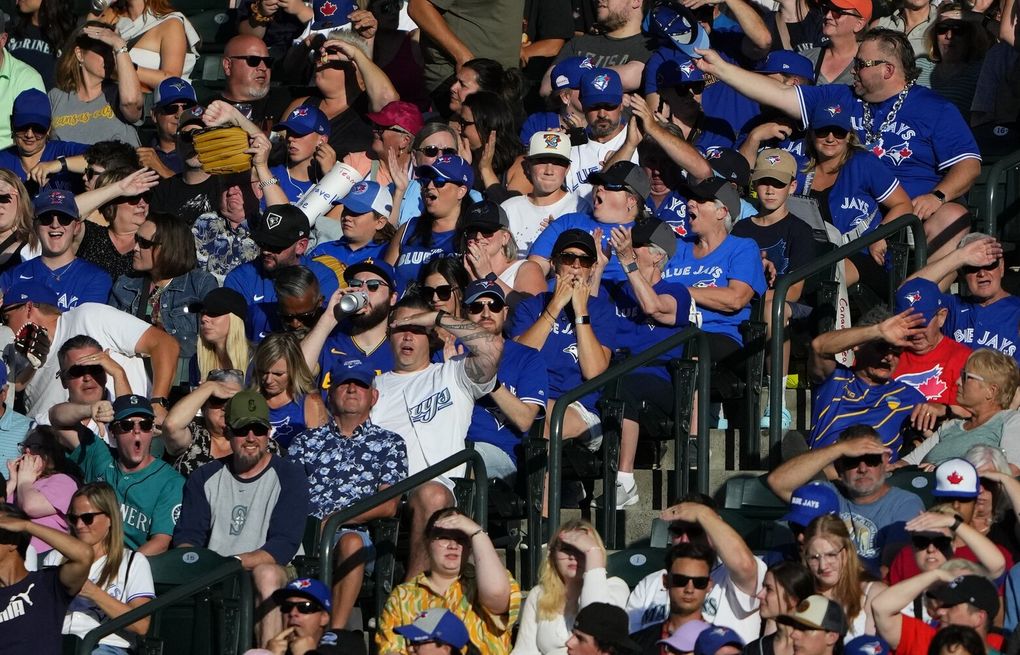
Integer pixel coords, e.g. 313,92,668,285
624,261,639,274
949,515,964,532
574,315,591,325
114,45,130,55
150,397,170,409
932,189,947,204
57,156,68,173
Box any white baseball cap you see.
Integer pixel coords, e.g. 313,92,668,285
933,458,980,499
526,131,571,162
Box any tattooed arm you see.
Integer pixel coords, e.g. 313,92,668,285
389,310,504,384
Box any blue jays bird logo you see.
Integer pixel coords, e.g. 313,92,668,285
826,105,842,116
766,155,781,165
292,106,309,118
905,290,922,305
293,579,312,589
580,56,595,70
592,74,610,91
169,81,186,92
48,190,66,204
352,181,369,195
856,641,886,655
544,133,562,149
679,60,697,77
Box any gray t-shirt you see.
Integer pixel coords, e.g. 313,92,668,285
803,47,856,86
48,86,140,147
553,32,655,69
823,481,925,574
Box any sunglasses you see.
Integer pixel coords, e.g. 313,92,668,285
465,228,498,240
158,102,193,116
15,125,46,136
207,396,229,409
823,3,861,16
134,234,159,249
815,126,849,139
419,175,459,189
231,423,271,437
961,369,986,383
390,324,429,336
912,535,953,551
35,213,76,227
67,511,107,526
279,308,321,324
852,57,889,71
0,193,13,204
372,124,410,136
556,253,596,268
962,261,1000,274
680,81,707,95
838,453,884,469
229,55,274,68
279,600,321,614
466,299,506,314
122,194,150,206
347,278,390,292
113,418,154,433
84,165,104,179
935,22,966,35
64,364,104,380
422,284,454,301
585,103,619,112
417,145,457,158
669,574,711,589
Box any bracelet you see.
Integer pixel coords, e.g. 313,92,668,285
258,176,279,190
950,515,963,532
470,528,485,539
542,309,557,325
114,45,129,55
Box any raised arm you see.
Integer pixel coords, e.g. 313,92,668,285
423,311,503,384
767,436,890,501
325,39,399,112
300,290,344,373
611,227,680,324
661,502,761,596
49,400,114,450
872,568,955,648
434,512,512,614
408,0,474,68
809,309,925,381
724,0,773,57
134,326,181,403
695,48,801,118
905,511,1006,578
0,512,93,595
906,236,1002,291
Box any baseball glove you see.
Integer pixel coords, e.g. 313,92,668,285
192,126,253,175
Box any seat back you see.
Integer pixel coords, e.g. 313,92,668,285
607,547,666,590
721,474,787,520
886,467,936,508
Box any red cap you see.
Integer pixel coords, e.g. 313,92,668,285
366,101,424,136
829,0,872,22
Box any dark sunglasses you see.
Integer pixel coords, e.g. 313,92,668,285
279,308,322,324
417,145,458,158
669,574,711,589
64,364,105,380
280,600,321,614
422,284,454,301
962,260,1000,274
823,3,861,16
585,103,619,112
15,125,46,136
815,126,849,139
838,453,884,469
419,175,459,189
466,299,506,314
390,324,429,336
465,228,498,240
157,102,193,116
67,511,107,526
0,193,13,204
372,124,410,136
134,234,159,249
207,396,229,409
122,194,150,206
113,418,154,433
347,278,390,292
231,423,271,437
229,55,274,68
935,22,967,35
35,213,76,227
912,535,953,551
557,253,596,268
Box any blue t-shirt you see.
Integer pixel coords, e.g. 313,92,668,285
818,150,900,239
943,293,1020,362
530,212,634,282
264,164,314,205
825,480,925,575
392,217,459,293
0,257,111,310
810,364,926,458
309,238,387,269
270,397,306,449
508,291,617,411
599,280,692,380
223,255,342,340
466,340,548,463
317,330,395,391
662,235,767,344
796,84,981,198
0,140,88,191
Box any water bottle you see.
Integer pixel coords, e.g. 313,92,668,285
335,292,368,319
295,162,364,227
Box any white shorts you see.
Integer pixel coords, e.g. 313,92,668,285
567,401,603,451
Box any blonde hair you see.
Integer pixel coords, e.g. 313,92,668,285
803,515,871,623
70,482,125,589
251,332,317,398
197,314,251,381
536,519,607,620
965,348,1020,408
0,170,35,250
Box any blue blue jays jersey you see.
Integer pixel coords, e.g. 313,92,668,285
697,82,760,156
466,340,547,464
530,212,635,282
310,239,387,269
943,293,1020,362
317,330,395,391
599,280,692,381
647,191,696,244
508,292,617,411
819,150,900,239
224,255,341,341
797,84,981,198
662,236,767,344
0,257,111,311
393,217,459,294
810,365,925,458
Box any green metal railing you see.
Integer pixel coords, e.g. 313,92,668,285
970,148,1020,238
319,449,488,587
77,556,252,655
768,214,927,454
541,327,711,545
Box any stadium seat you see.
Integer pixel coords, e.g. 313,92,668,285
720,474,787,521
607,547,667,590
886,467,936,508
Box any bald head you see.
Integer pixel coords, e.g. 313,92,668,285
223,35,272,100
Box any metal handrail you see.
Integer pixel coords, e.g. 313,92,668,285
545,327,711,534
319,449,488,587
768,214,927,453
78,558,251,655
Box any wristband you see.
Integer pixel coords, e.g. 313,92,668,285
950,515,963,532
114,45,130,55
490,379,502,393
150,397,170,408
542,309,557,325
57,157,68,173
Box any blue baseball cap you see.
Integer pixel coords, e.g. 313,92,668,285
894,278,946,325
112,394,155,421
2,280,59,309
414,154,474,187
464,278,506,304
657,53,705,87
579,69,623,109
339,181,393,216
311,0,354,31
756,50,815,83
694,626,745,655
844,636,891,655
33,188,79,220
395,609,469,649
0,361,8,387
343,259,396,288
782,481,840,528
550,55,597,91
12,89,51,131
273,105,329,136
328,363,375,388
808,101,853,133
646,4,710,58
153,77,197,109
271,578,332,612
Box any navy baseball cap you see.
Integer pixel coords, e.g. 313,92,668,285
579,69,623,109
2,280,59,309
343,259,396,288
273,105,329,136
272,577,332,612
339,181,393,216
461,200,509,233
757,50,815,83
845,636,891,655
33,188,79,220
12,89,51,131
0,362,7,387
112,394,155,421
709,149,752,189
311,0,354,31
414,154,474,187
782,482,840,528
550,55,597,91
930,575,999,617
328,364,374,388
657,54,705,87
894,278,946,325
646,4,710,57
464,278,506,304
153,77,197,109
395,609,469,648
552,228,598,259
808,101,853,133
694,626,745,655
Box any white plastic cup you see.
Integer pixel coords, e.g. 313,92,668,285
295,162,364,227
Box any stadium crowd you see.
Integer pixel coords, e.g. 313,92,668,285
0,0,1018,653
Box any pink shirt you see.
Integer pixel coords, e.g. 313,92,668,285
6,473,77,553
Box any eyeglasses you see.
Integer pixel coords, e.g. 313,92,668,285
417,145,457,158
67,511,107,526
823,3,861,16
17,442,43,454
962,369,986,383
421,284,454,301
122,194,150,206
814,126,849,139
912,535,953,551
419,175,459,189
35,213,76,227
231,423,271,437
556,253,596,268
64,364,104,380
113,418,154,433
838,454,884,469
229,55,274,68
0,193,13,204
347,278,390,292
853,58,889,71
669,574,711,589
805,547,844,565
15,125,46,136
157,102,193,116
279,307,322,324
279,600,321,614
466,228,498,241
207,396,229,409
390,324,429,336
466,298,506,314
134,234,159,249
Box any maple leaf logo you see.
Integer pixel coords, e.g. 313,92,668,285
320,0,337,16
671,221,688,237
947,470,964,485
917,375,948,400
872,145,885,157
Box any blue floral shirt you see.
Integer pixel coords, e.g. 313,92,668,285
192,211,260,282
285,419,408,520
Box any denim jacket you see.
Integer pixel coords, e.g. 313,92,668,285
109,269,219,359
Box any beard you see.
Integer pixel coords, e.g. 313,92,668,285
589,118,618,139
348,301,390,333
598,7,629,32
